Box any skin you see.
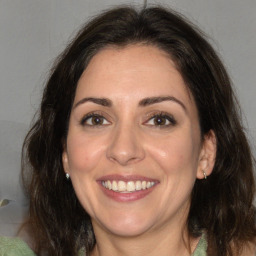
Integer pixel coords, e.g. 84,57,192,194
62,44,216,256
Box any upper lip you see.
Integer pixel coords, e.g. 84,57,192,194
97,174,159,183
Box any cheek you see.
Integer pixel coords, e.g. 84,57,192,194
65,134,106,214
66,133,105,174
147,132,200,176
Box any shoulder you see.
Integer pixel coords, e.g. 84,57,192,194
192,233,207,256
0,236,36,256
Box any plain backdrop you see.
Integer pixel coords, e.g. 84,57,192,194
0,0,255,236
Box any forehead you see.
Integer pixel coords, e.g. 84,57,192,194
79,44,178,84
75,44,195,110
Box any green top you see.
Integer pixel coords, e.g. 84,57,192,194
192,234,207,256
0,235,207,255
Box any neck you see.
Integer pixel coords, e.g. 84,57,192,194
90,222,198,256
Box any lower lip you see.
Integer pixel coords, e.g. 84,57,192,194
98,183,158,202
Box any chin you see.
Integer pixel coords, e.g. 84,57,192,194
106,223,151,237
94,212,155,237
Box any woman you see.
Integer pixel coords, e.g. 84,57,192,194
0,6,255,256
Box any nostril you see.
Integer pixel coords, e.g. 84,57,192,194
106,127,145,165
108,153,144,166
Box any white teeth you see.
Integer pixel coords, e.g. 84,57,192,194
118,181,126,192
107,180,112,190
102,180,156,192
127,181,136,192
142,181,147,190
135,181,142,190
112,180,118,191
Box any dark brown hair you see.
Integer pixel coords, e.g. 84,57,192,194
22,6,256,256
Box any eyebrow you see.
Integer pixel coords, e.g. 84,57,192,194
73,96,186,112
139,96,187,112
74,97,112,108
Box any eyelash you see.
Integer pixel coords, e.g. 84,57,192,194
80,111,177,128
80,112,110,127
145,112,177,127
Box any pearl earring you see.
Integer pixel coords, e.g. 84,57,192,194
203,171,207,180
66,173,70,180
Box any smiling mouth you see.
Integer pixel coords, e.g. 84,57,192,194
101,180,157,193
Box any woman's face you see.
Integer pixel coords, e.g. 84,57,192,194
63,45,215,238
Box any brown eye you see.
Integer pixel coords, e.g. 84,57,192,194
91,116,104,125
154,116,168,126
145,113,177,127
81,114,110,126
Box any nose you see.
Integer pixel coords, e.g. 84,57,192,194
106,123,145,166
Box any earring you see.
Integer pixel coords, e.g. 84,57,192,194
66,173,70,180
203,171,207,180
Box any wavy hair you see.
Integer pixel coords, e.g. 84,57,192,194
22,6,256,255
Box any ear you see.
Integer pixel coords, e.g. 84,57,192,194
62,145,70,175
196,130,216,179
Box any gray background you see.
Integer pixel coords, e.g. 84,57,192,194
0,0,255,236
